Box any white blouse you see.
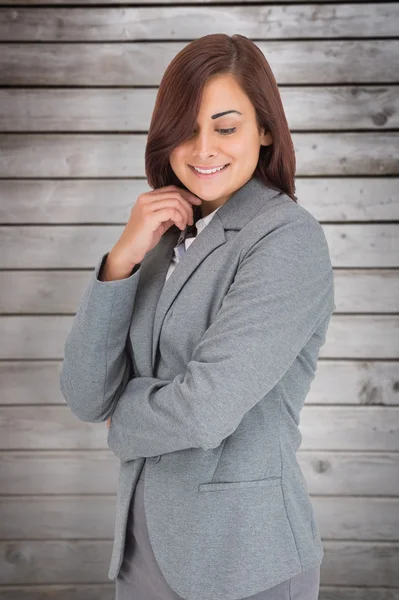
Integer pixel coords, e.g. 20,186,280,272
165,205,221,282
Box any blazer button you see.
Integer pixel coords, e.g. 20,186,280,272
151,455,161,463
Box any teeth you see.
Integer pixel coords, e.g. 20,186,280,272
193,165,226,174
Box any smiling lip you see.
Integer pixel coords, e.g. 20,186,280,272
189,164,230,179
190,164,228,169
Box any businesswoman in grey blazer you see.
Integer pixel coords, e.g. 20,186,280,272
60,33,335,600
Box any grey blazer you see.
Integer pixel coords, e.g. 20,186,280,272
60,175,335,600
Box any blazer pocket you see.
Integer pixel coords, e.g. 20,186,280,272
198,476,282,493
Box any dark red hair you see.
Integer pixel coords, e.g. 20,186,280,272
145,33,297,202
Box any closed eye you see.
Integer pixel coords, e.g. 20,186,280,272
218,128,236,135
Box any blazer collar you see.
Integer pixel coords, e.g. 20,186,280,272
130,175,282,374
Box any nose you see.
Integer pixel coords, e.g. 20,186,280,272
192,130,218,160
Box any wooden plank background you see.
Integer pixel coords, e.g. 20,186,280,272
0,2,398,598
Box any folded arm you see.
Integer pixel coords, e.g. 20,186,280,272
107,215,335,461
60,252,141,422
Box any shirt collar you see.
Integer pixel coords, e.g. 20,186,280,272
176,205,221,245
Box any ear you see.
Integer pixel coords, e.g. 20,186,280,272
259,129,273,147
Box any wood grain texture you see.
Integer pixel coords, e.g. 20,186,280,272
0,360,398,406
0,587,396,600
1,178,398,222
1,87,397,132
0,224,398,268
1,450,398,496
0,315,399,359
0,540,397,585
1,269,398,314
1,5,397,41
0,405,398,451
0,495,397,540
1,133,397,177
0,1,398,594
0,41,397,85
0,0,378,4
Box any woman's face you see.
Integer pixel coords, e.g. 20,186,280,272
169,73,272,215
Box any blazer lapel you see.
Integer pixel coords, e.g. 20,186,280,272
152,214,226,370
130,175,283,376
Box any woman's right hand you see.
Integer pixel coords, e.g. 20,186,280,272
105,185,202,275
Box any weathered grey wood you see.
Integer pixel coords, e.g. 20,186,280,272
300,451,399,497
1,450,398,496
1,178,398,223
0,586,115,600
295,178,399,222
1,360,399,407
322,541,399,587
1,224,398,269
0,41,397,85
0,540,113,584
0,3,397,597
0,540,397,585
1,315,398,359
307,361,399,406
321,225,399,268
321,315,399,358
0,226,125,269
1,5,396,41
2,87,398,131
299,406,399,451
0,586,396,600
313,497,399,541
0,0,373,4
0,405,398,451
0,496,116,539
1,133,397,177
1,495,397,541
0,451,119,495
1,269,398,314
332,270,399,312
319,589,399,600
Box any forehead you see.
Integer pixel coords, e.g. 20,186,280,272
196,74,251,119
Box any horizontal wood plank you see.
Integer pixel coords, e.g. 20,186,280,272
0,0,374,4
0,495,397,541
0,41,397,85
1,450,398,496
1,269,398,314
1,315,399,359
0,405,398,451
1,5,396,41
0,585,114,600
0,587,396,600
318,588,399,600
0,224,398,268
0,540,397,585
1,133,397,177
1,178,398,223
1,87,398,132
1,360,398,406
0,540,112,584
0,451,119,495
321,542,399,587
314,497,399,541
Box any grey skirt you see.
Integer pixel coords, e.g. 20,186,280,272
115,464,320,600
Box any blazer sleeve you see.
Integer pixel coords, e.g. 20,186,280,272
107,213,335,462
59,252,141,422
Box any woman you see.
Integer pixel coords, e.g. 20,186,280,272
60,33,335,600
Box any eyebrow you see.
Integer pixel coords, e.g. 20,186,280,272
211,110,242,119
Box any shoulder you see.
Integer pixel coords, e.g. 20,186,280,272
239,192,331,264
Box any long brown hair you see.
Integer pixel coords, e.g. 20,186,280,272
145,33,297,202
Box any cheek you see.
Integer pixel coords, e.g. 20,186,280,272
170,146,189,168
226,133,255,156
